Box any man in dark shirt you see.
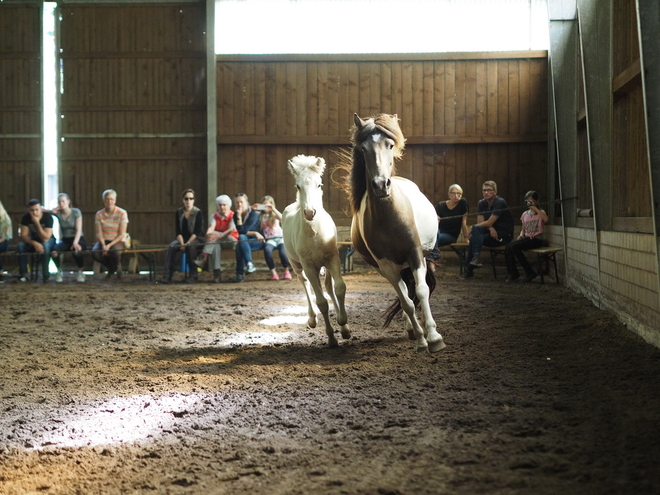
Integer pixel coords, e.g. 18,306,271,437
462,181,514,278
17,198,56,282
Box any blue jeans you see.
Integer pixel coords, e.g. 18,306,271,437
264,240,290,270
235,234,264,276
436,231,457,248
18,236,56,280
465,226,512,268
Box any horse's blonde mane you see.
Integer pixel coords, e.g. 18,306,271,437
337,114,406,214
288,154,326,176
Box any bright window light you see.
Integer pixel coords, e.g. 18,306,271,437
216,0,549,54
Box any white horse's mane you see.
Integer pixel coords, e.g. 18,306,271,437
289,154,326,176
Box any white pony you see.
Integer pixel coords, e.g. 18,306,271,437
282,155,350,347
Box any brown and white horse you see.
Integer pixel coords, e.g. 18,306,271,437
348,113,445,353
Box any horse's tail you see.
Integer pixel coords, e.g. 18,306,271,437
383,266,436,327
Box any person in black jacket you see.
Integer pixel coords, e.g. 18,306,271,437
160,189,204,283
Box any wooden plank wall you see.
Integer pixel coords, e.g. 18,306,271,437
59,3,207,246
216,53,549,226
0,4,42,229
611,0,650,218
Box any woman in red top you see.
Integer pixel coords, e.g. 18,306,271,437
195,194,238,282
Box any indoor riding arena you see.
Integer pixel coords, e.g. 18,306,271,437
2,1,660,494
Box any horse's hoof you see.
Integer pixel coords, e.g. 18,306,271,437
428,339,446,353
328,337,339,348
416,343,429,353
308,318,317,329
340,326,351,339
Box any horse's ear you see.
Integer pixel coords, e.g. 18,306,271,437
287,159,297,176
314,157,326,175
354,113,366,129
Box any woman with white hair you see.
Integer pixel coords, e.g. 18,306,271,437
0,200,12,283
195,194,238,283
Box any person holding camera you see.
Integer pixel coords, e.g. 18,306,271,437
504,190,548,283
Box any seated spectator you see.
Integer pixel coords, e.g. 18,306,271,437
17,199,56,283
92,189,129,280
51,193,87,283
257,195,292,281
504,190,549,283
0,200,13,283
427,183,469,272
195,194,238,283
231,192,263,283
463,180,514,279
160,189,204,284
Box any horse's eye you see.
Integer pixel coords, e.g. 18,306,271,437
295,184,300,190
388,143,394,150
319,183,323,188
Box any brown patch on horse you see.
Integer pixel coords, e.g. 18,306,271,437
359,186,425,268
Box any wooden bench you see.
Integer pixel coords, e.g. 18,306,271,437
529,247,562,284
484,245,562,284
437,242,468,274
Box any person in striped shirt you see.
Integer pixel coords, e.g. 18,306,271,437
92,189,129,280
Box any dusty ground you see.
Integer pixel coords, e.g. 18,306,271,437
1,259,660,495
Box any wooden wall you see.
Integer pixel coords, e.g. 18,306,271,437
59,2,207,245
550,0,660,347
611,0,650,219
0,3,42,229
216,53,549,225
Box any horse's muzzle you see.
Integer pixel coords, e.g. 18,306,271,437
372,177,391,198
303,208,316,221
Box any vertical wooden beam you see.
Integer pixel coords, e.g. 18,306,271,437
577,6,603,302
548,0,578,287
206,0,217,219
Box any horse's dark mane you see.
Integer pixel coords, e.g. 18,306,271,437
338,114,406,214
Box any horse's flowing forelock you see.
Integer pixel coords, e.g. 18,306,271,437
346,114,405,214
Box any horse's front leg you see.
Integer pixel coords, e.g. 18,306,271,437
303,265,338,348
323,257,350,340
412,265,445,353
291,259,317,329
380,267,429,353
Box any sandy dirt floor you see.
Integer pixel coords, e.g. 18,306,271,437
1,259,660,495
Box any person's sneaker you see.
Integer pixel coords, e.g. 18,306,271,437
522,270,538,282
505,272,520,283
194,255,207,268
270,272,280,281
55,271,63,283
246,262,256,274
184,277,196,284
469,256,483,268
460,269,474,279
76,272,85,283
283,271,292,280
230,275,244,283
19,276,28,283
